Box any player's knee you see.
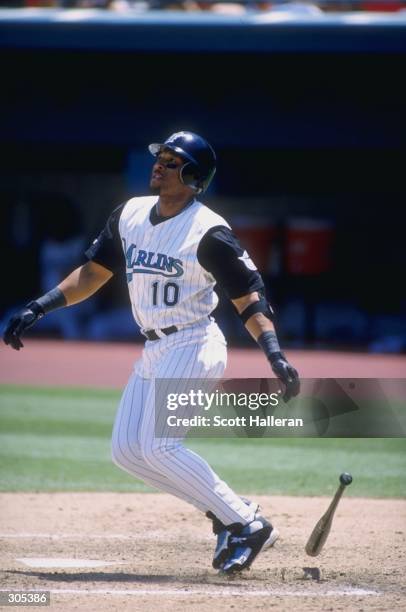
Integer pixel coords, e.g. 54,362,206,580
111,435,140,470
111,438,126,470
140,439,180,469
112,424,142,456
111,438,151,482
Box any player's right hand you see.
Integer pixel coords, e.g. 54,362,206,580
3,302,44,351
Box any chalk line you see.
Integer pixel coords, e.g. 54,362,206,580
0,532,175,541
0,587,381,598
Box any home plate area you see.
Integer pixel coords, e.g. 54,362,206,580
16,558,125,569
1,492,405,611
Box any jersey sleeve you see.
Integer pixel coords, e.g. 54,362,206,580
197,225,265,299
84,203,125,273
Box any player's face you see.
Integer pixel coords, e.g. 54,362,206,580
150,149,189,196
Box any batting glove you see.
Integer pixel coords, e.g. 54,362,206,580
270,352,300,402
3,302,44,351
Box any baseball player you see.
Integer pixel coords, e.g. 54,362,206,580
3,131,300,574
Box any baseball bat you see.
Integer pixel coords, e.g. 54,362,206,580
305,472,352,557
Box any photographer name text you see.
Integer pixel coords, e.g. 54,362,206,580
166,415,303,428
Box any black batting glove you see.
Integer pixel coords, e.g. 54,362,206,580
3,302,44,351
257,331,300,403
269,352,300,403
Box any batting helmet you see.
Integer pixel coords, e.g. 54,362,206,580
148,131,216,194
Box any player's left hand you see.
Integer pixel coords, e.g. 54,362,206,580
270,354,300,402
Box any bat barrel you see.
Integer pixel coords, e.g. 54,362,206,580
305,474,352,557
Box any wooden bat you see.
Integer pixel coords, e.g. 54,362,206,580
305,472,352,557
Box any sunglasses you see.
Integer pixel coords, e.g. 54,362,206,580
155,155,183,170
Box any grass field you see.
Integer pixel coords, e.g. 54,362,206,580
0,384,405,497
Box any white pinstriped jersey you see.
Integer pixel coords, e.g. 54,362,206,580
119,196,231,333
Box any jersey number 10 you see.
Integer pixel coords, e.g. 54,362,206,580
152,281,180,307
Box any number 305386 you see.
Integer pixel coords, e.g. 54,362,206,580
1,591,50,606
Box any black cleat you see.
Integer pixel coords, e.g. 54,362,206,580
212,527,233,570
221,516,279,575
207,498,259,570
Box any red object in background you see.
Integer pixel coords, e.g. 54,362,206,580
232,217,278,273
25,0,55,5
361,2,404,10
285,218,334,276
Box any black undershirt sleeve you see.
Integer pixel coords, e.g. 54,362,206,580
84,203,125,273
197,225,265,299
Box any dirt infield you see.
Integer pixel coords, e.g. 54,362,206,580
1,492,405,611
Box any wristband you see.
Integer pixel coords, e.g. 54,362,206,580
30,288,67,315
256,331,283,365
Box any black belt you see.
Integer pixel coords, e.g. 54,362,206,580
144,325,178,341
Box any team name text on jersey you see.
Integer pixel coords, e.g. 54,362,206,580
124,241,184,283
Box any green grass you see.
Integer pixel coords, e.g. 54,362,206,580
0,385,405,497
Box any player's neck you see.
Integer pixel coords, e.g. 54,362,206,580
157,194,195,218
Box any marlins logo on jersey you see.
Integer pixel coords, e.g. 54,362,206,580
123,242,184,282
118,196,231,333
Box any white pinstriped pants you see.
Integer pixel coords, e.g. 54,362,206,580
111,319,256,527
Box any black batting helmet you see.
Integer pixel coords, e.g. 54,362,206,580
148,131,216,194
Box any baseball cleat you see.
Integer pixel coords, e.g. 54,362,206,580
220,516,279,575
207,512,237,570
207,498,260,570
212,527,233,570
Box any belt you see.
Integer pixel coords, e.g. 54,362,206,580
144,325,179,341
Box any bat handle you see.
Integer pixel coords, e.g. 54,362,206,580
329,484,345,514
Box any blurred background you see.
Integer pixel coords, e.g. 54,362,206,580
1,0,406,13
1,0,405,353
